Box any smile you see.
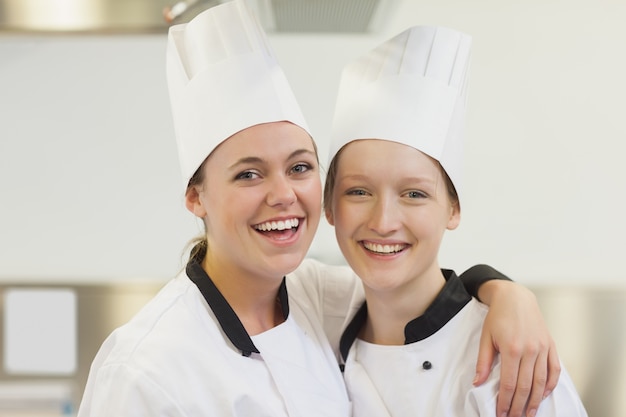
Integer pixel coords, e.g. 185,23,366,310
253,218,300,232
362,241,408,254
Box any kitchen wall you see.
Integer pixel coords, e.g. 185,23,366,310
1,0,625,286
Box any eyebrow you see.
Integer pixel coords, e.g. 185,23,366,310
340,173,436,184
228,148,316,170
338,174,440,191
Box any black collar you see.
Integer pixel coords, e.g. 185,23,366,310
186,245,290,357
339,269,471,362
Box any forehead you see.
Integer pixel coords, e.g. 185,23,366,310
337,139,440,176
209,121,316,163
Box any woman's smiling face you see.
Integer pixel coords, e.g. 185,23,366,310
326,139,460,294
186,121,322,281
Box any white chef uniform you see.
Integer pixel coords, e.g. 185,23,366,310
340,271,588,417
77,1,361,415
78,251,361,417
329,25,589,417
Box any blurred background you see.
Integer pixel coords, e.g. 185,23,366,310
1,0,625,415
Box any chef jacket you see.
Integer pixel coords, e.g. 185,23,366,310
77,247,510,417
77,256,363,417
340,270,588,417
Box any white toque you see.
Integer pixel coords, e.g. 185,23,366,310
166,0,309,187
329,25,471,202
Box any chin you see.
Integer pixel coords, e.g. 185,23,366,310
267,252,307,277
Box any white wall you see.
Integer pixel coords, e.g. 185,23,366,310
1,0,625,286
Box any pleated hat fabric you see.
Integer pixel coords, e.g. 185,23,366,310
329,25,471,201
167,0,309,187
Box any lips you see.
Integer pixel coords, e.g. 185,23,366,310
253,218,300,232
252,217,302,243
361,241,408,254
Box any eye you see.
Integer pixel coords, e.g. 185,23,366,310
346,188,369,196
405,190,427,199
235,170,260,180
290,163,312,174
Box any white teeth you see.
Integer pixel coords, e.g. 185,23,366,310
363,242,405,254
254,218,299,231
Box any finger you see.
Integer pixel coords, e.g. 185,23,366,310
496,347,521,417
524,350,549,417
507,351,536,417
544,340,561,398
474,327,497,386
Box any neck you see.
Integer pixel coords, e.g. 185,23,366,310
361,266,446,345
202,254,285,335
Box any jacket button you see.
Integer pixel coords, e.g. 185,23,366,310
422,361,432,370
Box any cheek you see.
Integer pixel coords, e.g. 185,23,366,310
333,199,360,231
416,209,452,237
203,187,253,224
300,178,323,207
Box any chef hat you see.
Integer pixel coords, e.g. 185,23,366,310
329,25,471,203
167,0,310,187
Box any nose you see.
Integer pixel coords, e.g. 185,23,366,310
367,195,400,236
266,174,297,207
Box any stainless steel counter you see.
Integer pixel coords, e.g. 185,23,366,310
1,283,623,416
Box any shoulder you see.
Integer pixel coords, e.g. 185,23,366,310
465,362,588,417
288,258,360,295
534,366,588,416
90,271,209,370
79,272,210,416
288,259,365,356
287,258,364,316
78,361,185,417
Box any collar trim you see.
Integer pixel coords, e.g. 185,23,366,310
186,247,289,357
339,269,471,362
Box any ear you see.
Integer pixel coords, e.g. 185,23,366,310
446,203,461,231
185,186,208,218
324,206,335,226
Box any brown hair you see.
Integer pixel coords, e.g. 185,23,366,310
184,159,209,262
